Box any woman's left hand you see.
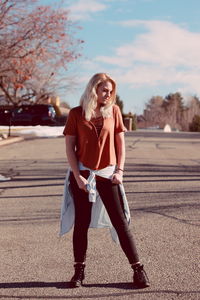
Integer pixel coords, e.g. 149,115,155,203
111,172,123,184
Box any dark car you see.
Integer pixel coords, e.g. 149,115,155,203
0,104,56,126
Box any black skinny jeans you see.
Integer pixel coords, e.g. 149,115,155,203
69,171,140,264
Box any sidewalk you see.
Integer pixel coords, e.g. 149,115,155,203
0,135,24,147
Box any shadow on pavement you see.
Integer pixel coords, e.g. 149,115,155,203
0,281,199,299
0,281,134,290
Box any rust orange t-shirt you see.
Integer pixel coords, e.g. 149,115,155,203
63,104,126,170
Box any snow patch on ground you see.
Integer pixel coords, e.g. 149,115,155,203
0,125,64,138
0,174,11,181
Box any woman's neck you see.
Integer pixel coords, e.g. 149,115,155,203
94,107,102,118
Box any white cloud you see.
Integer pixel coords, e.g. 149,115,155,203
95,20,200,95
68,0,107,20
118,20,200,67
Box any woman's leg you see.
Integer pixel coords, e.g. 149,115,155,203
96,179,150,288
96,179,139,264
69,172,92,262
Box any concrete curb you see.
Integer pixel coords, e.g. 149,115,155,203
0,136,24,147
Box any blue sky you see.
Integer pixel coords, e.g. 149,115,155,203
41,0,200,114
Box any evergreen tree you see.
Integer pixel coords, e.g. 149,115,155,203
189,115,200,132
115,94,124,114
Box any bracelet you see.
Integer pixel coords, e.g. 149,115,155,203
116,167,124,172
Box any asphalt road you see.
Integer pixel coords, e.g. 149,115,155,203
0,131,199,300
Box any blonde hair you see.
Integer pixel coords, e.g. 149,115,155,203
79,73,116,121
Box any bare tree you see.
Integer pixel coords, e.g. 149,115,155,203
0,0,83,105
144,96,165,128
182,96,200,130
163,93,184,130
144,92,200,131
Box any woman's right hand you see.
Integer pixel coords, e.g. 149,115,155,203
75,174,89,192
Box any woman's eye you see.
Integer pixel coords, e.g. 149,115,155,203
103,89,112,94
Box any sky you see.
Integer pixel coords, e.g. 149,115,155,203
41,0,200,114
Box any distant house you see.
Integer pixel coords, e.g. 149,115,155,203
59,106,70,116
136,115,146,129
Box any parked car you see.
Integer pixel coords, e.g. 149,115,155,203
0,104,56,126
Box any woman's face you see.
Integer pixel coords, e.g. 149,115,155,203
96,81,113,108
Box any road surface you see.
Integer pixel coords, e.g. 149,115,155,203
0,131,199,299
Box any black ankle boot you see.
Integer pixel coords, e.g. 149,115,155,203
70,263,85,288
132,264,150,288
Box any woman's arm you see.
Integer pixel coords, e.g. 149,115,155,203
65,135,88,192
112,131,125,184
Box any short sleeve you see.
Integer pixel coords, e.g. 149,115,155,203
63,108,77,136
114,105,127,133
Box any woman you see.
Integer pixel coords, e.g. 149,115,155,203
61,73,149,288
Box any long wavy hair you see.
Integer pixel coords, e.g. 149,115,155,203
79,73,116,121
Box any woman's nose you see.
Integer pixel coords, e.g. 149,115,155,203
107,91,111,98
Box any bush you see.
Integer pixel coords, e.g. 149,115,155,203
189,115,200,132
